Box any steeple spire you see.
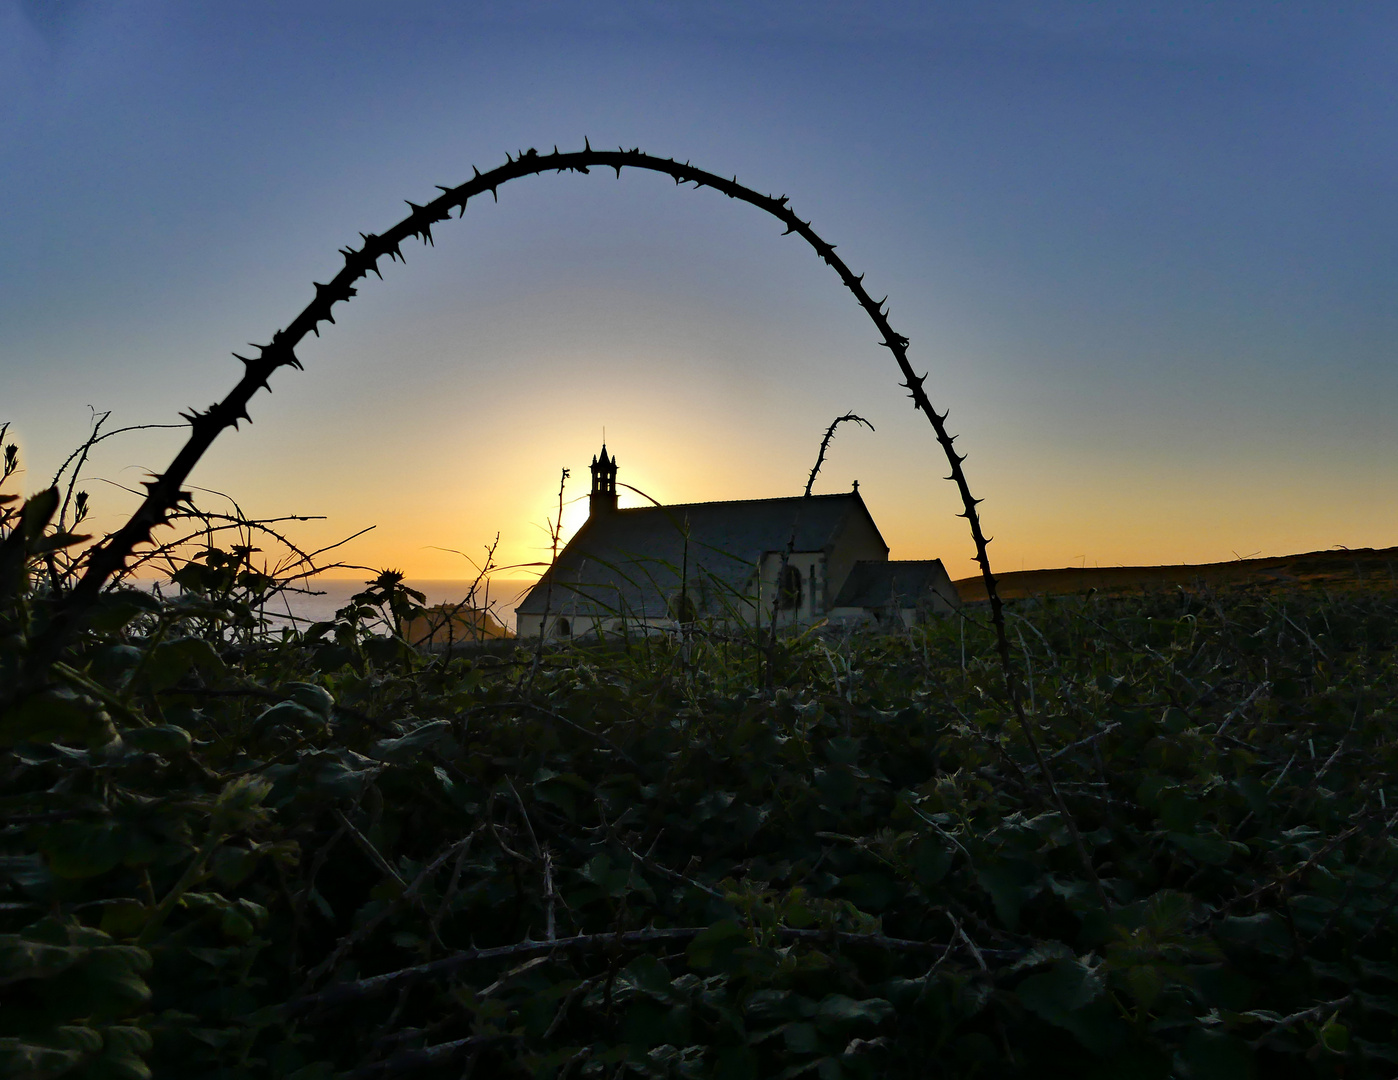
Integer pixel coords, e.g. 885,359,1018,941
589,444,618,517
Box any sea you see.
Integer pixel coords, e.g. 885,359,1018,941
141,577,537,633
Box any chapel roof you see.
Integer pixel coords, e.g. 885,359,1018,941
516,492,885,617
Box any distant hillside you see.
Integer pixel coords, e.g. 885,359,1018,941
953,546,1398,602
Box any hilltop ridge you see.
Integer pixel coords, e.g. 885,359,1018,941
954,545,1398,602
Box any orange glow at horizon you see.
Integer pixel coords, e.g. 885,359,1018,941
257,430,1395,587
4,7,1395,606
32,335,1395,594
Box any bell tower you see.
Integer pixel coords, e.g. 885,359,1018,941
589,445,618,517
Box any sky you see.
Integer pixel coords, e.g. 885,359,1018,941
3,1,1395,587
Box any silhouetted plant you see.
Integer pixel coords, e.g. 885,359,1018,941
5,147,1397,1078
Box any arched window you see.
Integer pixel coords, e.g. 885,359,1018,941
777,564,803,611
555,617,571,637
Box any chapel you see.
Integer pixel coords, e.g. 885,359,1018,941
514,445,958,638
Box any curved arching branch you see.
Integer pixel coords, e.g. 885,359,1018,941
37,146,1007,660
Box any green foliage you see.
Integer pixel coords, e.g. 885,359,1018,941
3,463,1398,1077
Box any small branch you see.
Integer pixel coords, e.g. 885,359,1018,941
1216,681,1271,736
1249,995,1351,1050
543,849,556,943
334,808,407,889
503,775,542,856
477,954,551,1000
617,839,725,900
280,926,1021,1018
950,912,988,973
543,976,595,1040
338,1035,503,1080
304,827,482,987
1023,723,1122,775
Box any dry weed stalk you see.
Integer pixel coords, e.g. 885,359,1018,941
764,412,873,680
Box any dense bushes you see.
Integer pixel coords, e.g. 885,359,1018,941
3,474,1398,1077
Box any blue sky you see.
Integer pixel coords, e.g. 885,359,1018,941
3,1,1394,579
